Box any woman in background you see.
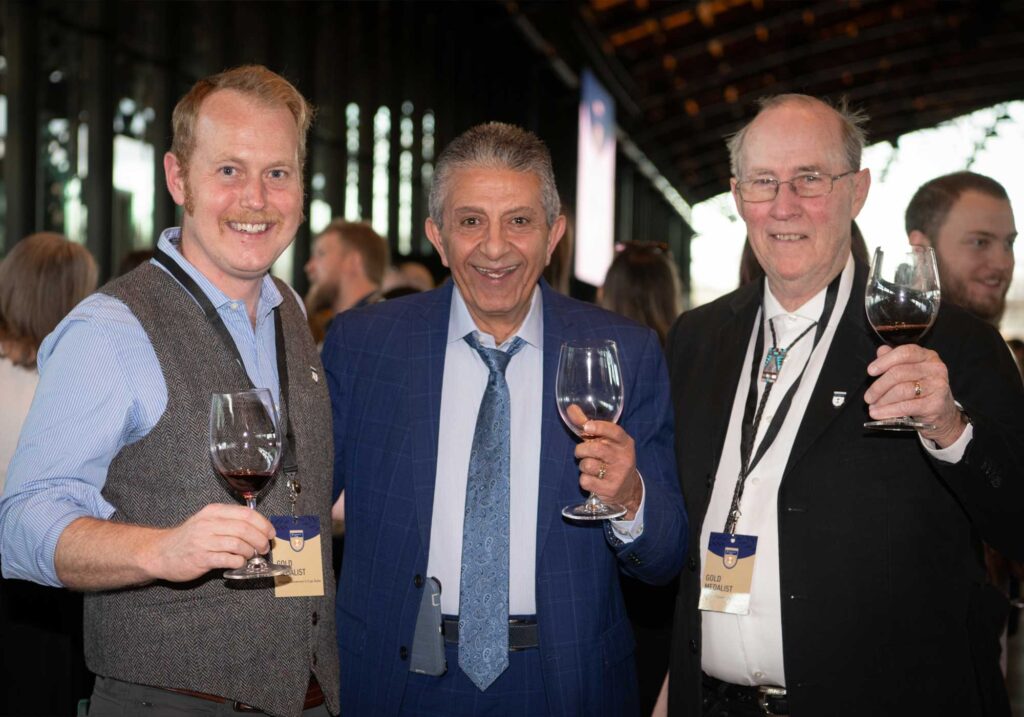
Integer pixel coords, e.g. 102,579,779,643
0,232,97,489
0,231,97,717
599,241,683,717
599,241,684,345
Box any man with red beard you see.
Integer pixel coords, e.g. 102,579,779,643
0,66,338,717
906,171,1017,327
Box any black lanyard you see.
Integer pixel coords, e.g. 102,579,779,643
723,272,842,534
153,247,298,479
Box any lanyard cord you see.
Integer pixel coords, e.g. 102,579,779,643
153,247,298,477
723,273,842,535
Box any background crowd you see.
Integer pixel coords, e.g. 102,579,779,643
0,58,1021,717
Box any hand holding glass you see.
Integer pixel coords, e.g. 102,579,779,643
556,339,627,520
209,388,289,579
863,246,941,431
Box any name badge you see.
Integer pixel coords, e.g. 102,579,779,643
270,515,325,598
698,531,758,615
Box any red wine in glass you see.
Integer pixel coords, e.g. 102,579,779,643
864,246,941,431
209,388,290,579
221,468,275,499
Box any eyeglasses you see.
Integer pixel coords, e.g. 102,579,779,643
736,170,857,203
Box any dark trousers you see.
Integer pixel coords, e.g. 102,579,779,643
0,575,94,717
621,573,677,715
702,674,787,717
400,641,548,716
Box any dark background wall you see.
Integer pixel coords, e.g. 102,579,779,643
0,0,692,298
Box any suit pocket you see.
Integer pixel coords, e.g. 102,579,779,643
600,614,636,668
336,606,367,656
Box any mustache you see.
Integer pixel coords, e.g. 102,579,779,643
224,212,283,224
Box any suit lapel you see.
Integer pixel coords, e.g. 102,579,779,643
706,284,762,484
535,283,572,562
409,284,454,549
783,263,878,477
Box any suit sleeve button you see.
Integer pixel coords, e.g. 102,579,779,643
414,574,424,588
689,639,698,654
688,557,697,571
400,646,409,660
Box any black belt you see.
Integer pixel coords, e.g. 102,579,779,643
164,674,323,713
702,673,789,716
442,616,539,651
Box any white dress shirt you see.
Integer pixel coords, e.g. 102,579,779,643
425,285,645,616
700,258,851,687
700,254,973,686
426,287,545,615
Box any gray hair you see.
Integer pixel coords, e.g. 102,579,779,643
726,94,869,178
429,122,561,229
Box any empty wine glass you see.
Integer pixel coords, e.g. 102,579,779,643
209,388,289,579
864,246,941,431
556,339,626,520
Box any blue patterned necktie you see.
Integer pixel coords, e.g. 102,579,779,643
458,332,526,691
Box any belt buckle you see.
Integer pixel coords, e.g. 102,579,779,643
757,686,786,715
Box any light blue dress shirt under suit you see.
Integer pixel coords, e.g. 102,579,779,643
0,228,286,587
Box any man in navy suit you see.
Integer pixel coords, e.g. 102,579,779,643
323,122,687,715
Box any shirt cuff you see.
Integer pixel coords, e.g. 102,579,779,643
0,482,116,587
609,470,646,543
920,421,973,463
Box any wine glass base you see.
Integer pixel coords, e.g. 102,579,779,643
864,417,937,431
223,562,291,580
562,501,627,521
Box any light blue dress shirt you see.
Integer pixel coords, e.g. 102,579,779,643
426,286,645,615
0,228,288,586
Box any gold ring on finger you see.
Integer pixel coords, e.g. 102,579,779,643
597,463,607,480
913,381,922,398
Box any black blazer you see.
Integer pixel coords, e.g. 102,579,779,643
666,262,1024,717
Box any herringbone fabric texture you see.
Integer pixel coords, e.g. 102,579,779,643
87,265,339,717
458,333,525,691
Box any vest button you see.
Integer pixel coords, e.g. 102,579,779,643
399,646,409,661
414,574,424,588
311,612,319,625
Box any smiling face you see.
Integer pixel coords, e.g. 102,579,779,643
732,100,870,310
164,89,303,300
425,166,564,343
922,190,1016,324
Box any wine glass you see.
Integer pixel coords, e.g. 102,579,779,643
864,246,941,431
209,388,290,579
556,339,626,520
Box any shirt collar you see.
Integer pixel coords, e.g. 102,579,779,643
155,227,283,318
763,253,855,323
447,283,543,351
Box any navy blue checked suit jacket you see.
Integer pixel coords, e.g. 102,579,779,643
323,279,688,716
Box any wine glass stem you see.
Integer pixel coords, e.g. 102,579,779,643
585,493,603,509
243,495,265,567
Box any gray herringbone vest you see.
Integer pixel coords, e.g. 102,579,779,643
85,263,339,717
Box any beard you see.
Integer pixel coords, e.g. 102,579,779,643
940,271,1007,326
305,280,339,312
